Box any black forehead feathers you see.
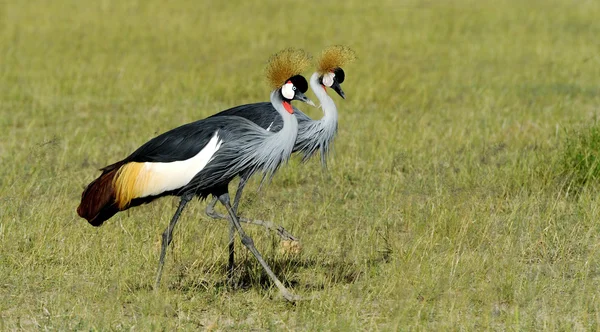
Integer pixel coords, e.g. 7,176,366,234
333,67,345,83
287,75,308,93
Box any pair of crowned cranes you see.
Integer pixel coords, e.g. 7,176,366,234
77,46,355,302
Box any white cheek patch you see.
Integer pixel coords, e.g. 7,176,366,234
281,83,295,99
322,72,335,87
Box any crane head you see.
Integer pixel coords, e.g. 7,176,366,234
320,68,346,99
317,45,356,99
280,74,315,107
265,48,315,109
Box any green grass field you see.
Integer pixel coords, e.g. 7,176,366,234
2,0,600,329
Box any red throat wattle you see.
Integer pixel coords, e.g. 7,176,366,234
282,101,293,114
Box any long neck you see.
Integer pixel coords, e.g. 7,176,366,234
268,89,298,156
309,72,338,125
291,73,339,166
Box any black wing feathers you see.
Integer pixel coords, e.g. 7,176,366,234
210,102,284,132
123,118,230,163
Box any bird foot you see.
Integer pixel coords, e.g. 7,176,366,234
279,239,303,255
281,291,302,303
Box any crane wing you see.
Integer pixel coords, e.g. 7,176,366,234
121,117,241,164
210,102,284,132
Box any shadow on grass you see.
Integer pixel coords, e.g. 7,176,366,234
152,254,387,295
233,256,367,291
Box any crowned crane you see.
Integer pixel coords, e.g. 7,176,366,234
205,45,356,238
76,48,314,302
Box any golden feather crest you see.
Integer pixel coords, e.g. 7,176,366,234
317,45,356,75
265,48,312,90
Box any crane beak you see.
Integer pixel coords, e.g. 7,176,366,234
293,90,316,107
331,80,346,99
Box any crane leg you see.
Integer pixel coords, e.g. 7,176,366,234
227,203,235,285
218,193,300,302
205,186,299,242
231,175,249,214
205,196,236,284
225,176,248,284
155,193,193,289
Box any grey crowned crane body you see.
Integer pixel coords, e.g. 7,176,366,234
77,91,301,226
205,46,356,235
77,48,313,302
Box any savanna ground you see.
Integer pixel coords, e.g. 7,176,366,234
2,0,600,330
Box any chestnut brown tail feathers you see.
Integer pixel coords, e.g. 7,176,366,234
77,164,122,227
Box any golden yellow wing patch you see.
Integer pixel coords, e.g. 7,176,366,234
113,162,149,209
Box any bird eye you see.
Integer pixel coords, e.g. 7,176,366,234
292,86,296,91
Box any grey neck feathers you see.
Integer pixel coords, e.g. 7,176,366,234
269,89,298,151
310,72,338,124
254,89,298,179
293,72,339,166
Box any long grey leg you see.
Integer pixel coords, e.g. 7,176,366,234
206,195,236,283
217,193,300,302
155,193,193,289
205,196,220,218
225,175,248,283
205,174,248,219
232,175,249,214
205,185,298,242
227,205,235,284
205,177,251,284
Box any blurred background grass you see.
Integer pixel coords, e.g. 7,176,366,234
2,0,600,329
